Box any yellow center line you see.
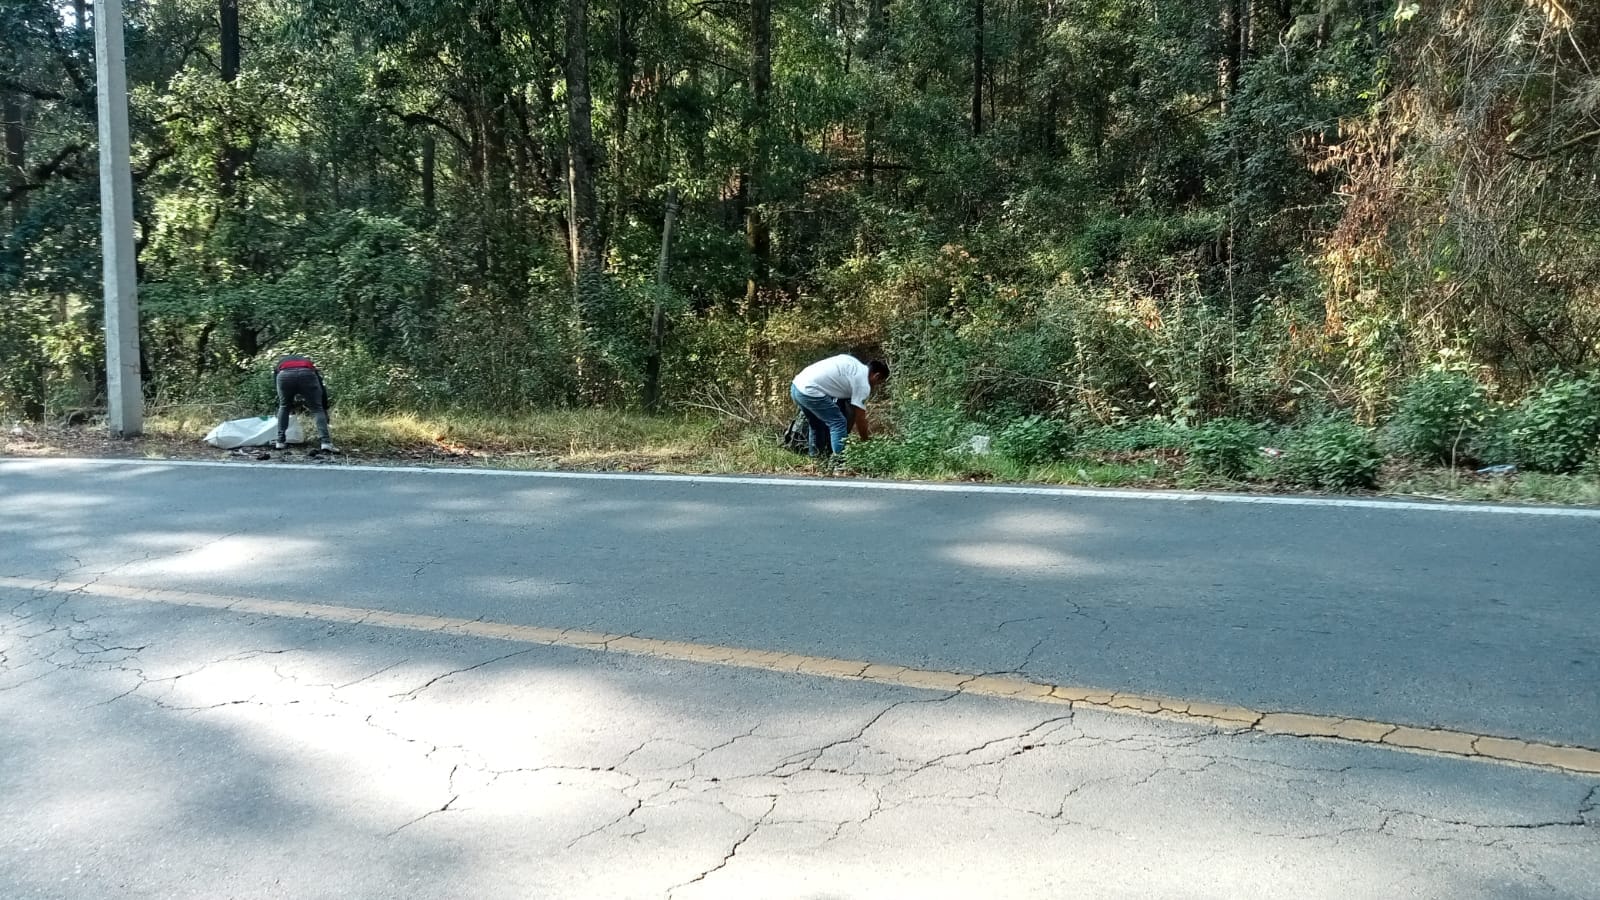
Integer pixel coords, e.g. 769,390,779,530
4,575,1598,776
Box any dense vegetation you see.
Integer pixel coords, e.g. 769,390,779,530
4,0,1599,482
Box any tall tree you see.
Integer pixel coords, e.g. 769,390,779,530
643,185,678,412
1219,0,1243,106
218,0,242,198
971,0,984,136
863,0,887,189
603,0,638,262
2,93,24,217
421,131,435,215
743,0,772,306
566,0,602,315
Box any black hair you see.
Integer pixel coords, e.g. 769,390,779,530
868,359,890,380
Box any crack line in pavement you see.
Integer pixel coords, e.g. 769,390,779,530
3,575,1597,777
666,794,778,897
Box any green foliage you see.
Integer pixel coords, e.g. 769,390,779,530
844,406,973,476
1187,418,1265,479
1385,369,1492,464
0,293,50,419
247,331,425,413
1069,213,1224,278
1281,419,1384,491
992,415,1073,466
1077,419,1193,453
1467,406,1519,467
0,291,100,420
1581,445,1600,479
841,436,907,478
1509,376,1600,474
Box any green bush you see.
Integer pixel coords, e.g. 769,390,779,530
1187,418,1265,479
843,437,907,477
1510,376,1600,473
248,330,424,413
1282,419,1383,490
1385,369,1491,464
844,406,974,476
1467,406,1519,467
1581,445,1600,479
993,415,1073,466
1077,419,1193,453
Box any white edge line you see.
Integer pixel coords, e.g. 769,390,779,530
3,455,1599,518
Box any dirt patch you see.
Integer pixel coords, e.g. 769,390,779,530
3,424,208,460
2,423,481,468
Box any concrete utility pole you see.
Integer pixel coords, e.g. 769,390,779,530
94,0,143,436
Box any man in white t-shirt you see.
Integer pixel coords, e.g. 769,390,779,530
790,354,890,457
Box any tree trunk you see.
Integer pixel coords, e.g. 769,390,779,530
688,64,707,179
644,186,679,413
602,0,637,267
566,0,602,317
3,93,25,217
1219,0,1242,108
529,65,571,252
194,321,215,377
218,0,243,198
421,131,436,214
220,0,240,79
971,0,984,137
863,0,886,191
743,0,772,307
1044,89,1059,155
74,0,87,32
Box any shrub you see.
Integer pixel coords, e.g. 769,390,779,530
1077,419,1193,453
1509,376,1600,473
843,437,906,477
1283,419,1383,490
247,330,424,413
993,415,1073,466
1187,418,1264,479
1581,445,1600,479
1467,406,1518,467
844,406,973,476
1385,369,1491,464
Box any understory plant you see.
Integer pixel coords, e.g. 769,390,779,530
1282,419,1384,490
1187,418,1265,479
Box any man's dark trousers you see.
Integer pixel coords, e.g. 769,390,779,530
276,368,331,445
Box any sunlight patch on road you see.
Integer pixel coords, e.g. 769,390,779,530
942,543,1085,571
117,534,320,578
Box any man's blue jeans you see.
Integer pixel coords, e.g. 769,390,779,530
791,384,852,456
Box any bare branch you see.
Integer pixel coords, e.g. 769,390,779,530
0,76,66,103
1,142,85,204
372,101,472,151
1507,127,1600,161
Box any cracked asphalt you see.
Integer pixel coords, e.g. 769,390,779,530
1,458,1597,898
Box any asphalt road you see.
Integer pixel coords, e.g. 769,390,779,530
2,458,1597,897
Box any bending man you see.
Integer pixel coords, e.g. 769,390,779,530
789,354,889,458
273,354,335,452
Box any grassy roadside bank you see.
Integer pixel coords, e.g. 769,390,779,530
6,406,1600,506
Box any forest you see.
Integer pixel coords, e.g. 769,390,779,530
3,0,1600,489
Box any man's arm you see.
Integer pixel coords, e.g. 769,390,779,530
853,406,872,441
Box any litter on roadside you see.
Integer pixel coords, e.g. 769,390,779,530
202,416,304,449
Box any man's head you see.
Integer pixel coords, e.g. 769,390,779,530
867,359,890,387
